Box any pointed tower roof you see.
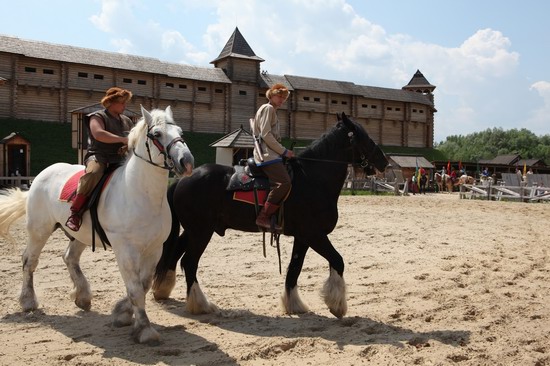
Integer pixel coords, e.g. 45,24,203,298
210,27,264,64
402,69,435,92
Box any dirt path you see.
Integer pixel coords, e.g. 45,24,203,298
1,193,549,365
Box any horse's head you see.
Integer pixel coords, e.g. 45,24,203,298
339,112,388,173
128,105,194,176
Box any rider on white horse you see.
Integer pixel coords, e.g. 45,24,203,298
66,87,134,231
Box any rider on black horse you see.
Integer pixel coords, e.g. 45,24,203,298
250,83,294,233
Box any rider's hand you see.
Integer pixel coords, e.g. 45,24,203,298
284,150,295,159
118,145,128,156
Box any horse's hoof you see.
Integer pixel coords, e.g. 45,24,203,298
133,326,161,345
330,307,346,319
19,293,39,312
75,298,92,311
113,313,133,327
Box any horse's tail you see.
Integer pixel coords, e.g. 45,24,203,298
0,188,28,242
153,181,183,290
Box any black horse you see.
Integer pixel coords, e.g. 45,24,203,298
153,112,388,318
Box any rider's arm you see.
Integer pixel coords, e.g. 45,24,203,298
89,116,128,145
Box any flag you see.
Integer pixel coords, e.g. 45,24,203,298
523,163,527,176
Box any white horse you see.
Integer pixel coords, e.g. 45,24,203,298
434,172,453,192
480,175,494,186
0,106,194,344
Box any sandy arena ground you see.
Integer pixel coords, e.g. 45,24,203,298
1,193,549,365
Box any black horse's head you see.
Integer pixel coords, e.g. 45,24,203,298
337,112,388,173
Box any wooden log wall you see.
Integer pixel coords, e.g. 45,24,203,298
230,84,257,131
0,51,435,148
355,98,383,119
230,60,258,83
407,121,427,148
382,120,403,146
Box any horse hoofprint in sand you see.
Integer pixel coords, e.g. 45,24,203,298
0,106,194,344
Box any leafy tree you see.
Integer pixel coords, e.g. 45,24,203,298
436,128,550,163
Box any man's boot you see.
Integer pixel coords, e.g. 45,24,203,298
65,194,88,231
255,201,282,233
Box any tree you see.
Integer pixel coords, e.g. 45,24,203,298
437,128,550,163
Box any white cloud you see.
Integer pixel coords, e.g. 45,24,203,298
161,31,194,54
87,0,541,139
525,81,550,136
89,0,137,34
111,38,135,54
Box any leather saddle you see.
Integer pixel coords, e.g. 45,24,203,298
227,158,270,192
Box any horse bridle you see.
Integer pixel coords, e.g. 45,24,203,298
133,122,184,171
347,131,371,168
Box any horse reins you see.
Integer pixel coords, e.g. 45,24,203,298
294,131,371,168
132,123,184,171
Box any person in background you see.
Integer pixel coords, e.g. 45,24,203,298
66,87,134,231
251,83,294,232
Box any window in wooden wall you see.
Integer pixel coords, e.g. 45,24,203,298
395,107,401,111
341,101,348,105
413,108,417,113
43,69,54,75
78,72,88,78
371,105,377,109
331,100,338,104
215,89,223,93
179,84,187,89
123,78,132,83
362,104,368,108
94,74,104,80
165,82,174,88
137,79,146,85
303,96,310,101
314,97,321,102
238,90,247,96
198,86,207,92
386,107,392,111
25,67,37,73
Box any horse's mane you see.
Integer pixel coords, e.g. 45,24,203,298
299,121,348,159
299,117,369,159
128,118,147,150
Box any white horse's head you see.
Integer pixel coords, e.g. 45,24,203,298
129,105,194,176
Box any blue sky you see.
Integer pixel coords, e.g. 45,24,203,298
3,0,549,143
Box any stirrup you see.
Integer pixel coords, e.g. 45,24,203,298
66,214,81,231
256,217,282,234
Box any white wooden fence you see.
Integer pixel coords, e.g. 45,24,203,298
0,176,34,189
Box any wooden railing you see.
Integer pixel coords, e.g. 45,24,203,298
0,176,34,189
459,181,550,202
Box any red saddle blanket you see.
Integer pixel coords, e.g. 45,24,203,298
59,170,85,202
233,190,268,206
59,170,114,202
